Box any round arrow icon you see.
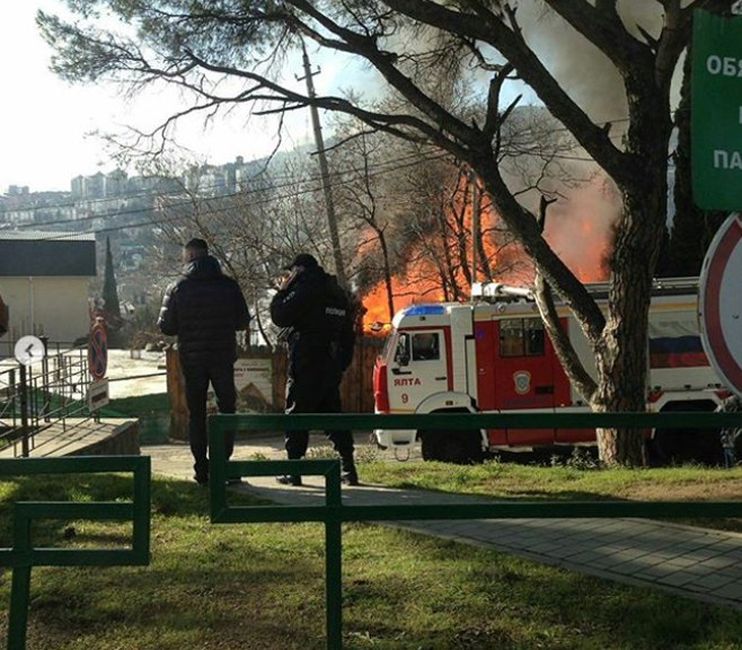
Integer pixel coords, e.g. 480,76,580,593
14,335,46,366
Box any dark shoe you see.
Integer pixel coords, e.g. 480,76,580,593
276,474,302,487
341,472,359,487
194,474,209,486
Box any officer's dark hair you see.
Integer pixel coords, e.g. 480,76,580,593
184,238,208,257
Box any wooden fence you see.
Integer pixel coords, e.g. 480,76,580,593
166,337,384,440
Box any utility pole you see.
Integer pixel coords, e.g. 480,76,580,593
298,42,347,287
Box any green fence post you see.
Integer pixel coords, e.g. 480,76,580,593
0,456,151,649
8,566,31,650
132,455,152,564
209,416,227,519
18,366,29,458
325,461,343,650
8,511,31,650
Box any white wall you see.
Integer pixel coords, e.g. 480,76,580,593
0,276,91,347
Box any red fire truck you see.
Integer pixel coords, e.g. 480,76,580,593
372,277,729,463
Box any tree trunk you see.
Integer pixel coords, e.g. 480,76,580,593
376,228,396,323
592,169,666,466
436,208,461,301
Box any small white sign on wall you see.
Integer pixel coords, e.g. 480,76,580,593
207,357,274,413
88,379,110,411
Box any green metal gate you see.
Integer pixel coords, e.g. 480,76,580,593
3,411,742,648
0,456,151,650
207,411,742,649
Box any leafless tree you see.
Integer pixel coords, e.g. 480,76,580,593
38,0,727,464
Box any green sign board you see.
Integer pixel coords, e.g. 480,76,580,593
692,11,742,211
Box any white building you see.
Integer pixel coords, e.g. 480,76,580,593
0,231,96,355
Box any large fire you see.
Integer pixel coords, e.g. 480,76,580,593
362,266,448,331
542,176,617,283
360,175,617,333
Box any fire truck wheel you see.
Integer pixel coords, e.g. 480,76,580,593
420,430,484,464
650,427,723,466
651,402,725,466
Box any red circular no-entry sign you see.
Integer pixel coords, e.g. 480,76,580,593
699,214,742,398
88,320,108,380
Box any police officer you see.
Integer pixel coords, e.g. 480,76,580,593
270,253,358,486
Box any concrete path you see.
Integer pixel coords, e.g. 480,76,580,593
145,441,742,611
107,350,167,399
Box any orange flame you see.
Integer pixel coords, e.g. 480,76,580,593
542,177,616,283
360,175,616,332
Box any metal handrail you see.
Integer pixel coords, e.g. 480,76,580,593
0,345,93,457
208,411,742,649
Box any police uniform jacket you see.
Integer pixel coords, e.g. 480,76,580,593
270,266,354,377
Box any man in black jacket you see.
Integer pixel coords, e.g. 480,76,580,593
158,238,251,485
270,253,358,486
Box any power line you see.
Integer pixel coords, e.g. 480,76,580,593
20,139,626,242
2,113,632,228
7,139,605,236
34,151,453,240
4,148,449,232
4,116,635,240
3,142,455,225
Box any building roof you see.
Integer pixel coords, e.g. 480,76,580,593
0,230,95,242
0,231,96,277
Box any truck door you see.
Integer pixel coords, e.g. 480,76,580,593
387,329,449,412
494,317,557,445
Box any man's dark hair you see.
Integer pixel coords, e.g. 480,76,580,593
284,252,319,270
185,238,208,256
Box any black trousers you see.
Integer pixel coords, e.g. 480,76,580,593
183,359,236,479
284,368,355,470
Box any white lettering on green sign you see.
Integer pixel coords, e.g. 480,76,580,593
706,54,742,77
714,149,742,169
692,11,742,209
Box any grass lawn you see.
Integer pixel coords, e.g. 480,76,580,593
1,474,742,649
101,393,170,418
359,458,742,533
101,393,171,444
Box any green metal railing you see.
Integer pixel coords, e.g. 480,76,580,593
208,411,742,650
0,456,151,650
2,412,740,649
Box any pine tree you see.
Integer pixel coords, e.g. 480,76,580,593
102,237,122,322
666,51,728,278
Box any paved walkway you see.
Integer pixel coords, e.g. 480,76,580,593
146,442,742,611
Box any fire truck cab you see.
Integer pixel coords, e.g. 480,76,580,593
372,278,728,463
